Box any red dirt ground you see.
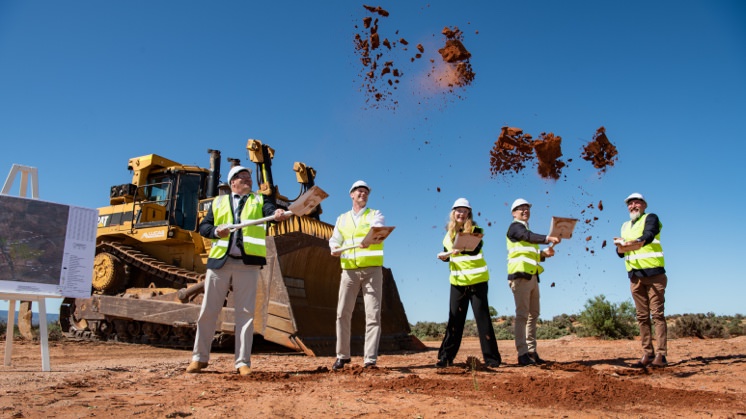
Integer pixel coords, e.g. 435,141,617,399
2,336,744,418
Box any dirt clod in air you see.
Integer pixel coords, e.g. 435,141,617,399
534,132,566,180
582,126,618,171
354,5,424,109
490,126,619,181
433,26,475,90
489,126,535,177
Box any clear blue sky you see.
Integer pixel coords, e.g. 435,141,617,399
2,1,744,323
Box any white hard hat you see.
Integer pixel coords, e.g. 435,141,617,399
511,198,532,212
349,180,371,193
227,166,250,182
452,198,471,209
624,192,646,204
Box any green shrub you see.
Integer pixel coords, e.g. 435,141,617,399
726,314,745,336
47,321,64,341
669,313,729,339
536,322,570,339
493,318,514,340
576,295,638,339
463,320,478,337
410,321,446,340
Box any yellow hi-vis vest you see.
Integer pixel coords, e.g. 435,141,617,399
506,223,544,276
336,208,384,269
620,213,664,272
443,227,489,286
208,194,266,259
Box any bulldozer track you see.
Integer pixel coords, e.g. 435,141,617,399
98,240,205,289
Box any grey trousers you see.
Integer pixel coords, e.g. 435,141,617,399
192,258,260,369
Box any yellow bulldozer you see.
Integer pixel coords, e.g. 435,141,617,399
60,140,423,356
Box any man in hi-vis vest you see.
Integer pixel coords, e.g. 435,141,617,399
506,198,560,366
186,165,288,376
616,192,668,368
329,180,385,370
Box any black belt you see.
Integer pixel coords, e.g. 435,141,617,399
228,254,242,259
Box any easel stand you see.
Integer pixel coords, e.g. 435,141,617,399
1,293,54,371
2,164,53,371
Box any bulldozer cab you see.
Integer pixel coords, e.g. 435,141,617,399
133,172,205,231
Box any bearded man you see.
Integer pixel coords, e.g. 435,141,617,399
615,193,668,368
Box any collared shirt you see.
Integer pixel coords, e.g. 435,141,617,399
328,206,385,250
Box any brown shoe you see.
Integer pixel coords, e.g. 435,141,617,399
651,354,668,368
237,365,252,376
633,354,653,368
186,361,208,373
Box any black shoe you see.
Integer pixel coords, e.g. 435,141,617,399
484,360,501,368
517,353,537,366
528,352,546,365
435,358,453,368
363,361,377,368
332,358,351,371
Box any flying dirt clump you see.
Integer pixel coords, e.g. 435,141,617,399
489,126,535,177
432,26,475,90
489,127,566,180
581,126,618,172
353,4,425,109
533,132,566,180
490,126,619,181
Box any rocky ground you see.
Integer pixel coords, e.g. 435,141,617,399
1,335,745,418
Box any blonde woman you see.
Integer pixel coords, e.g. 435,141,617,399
435,198,501,368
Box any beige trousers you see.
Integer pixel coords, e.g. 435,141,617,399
630,273,668,356
335,266,383,364
509,275,540,356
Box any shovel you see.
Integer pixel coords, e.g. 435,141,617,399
333,226,396,253
546,216,578,248
225,185,329,231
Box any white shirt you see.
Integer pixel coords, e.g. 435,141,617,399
329,206,385,250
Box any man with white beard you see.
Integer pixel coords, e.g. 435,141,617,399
615,193,668,368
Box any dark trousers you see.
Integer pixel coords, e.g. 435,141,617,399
437,281,501,364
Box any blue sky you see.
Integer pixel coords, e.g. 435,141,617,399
1,1,745,323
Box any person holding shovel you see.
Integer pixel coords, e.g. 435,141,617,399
186,165,288,376
506,198,560,366
435,198,502,369
329,180,385,370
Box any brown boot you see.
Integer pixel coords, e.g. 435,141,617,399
186,361,208,373
651,354,668,368
633,353,653,368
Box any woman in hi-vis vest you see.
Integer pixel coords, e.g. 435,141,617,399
435,198,502,369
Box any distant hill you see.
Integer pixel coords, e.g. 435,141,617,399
0,310,60,326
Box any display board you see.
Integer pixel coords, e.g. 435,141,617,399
0,195,96,298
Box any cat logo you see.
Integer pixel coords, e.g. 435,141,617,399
98,215,110,227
